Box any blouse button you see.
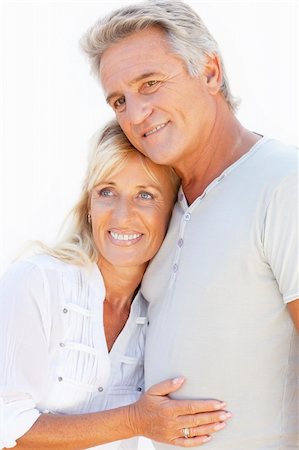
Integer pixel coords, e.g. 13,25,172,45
58,376,63,382
62,308,68,314
184,213,191,221
178,238,183,247
173,263,178,273
59,342,65,347
137,387,142,392
98,387,104,392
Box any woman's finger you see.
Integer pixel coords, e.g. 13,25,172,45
171,398,227,416
146,377,186,396
184,420,227,438
179,410,232,428
172,434,212,447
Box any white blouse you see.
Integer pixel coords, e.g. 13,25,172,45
0,254,148,450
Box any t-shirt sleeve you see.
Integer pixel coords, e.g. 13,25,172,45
0,260,51,448
263,172,299,303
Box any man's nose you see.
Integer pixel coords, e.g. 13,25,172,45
125,94,152,125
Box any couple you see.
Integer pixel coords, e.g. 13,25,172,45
0,1,298,449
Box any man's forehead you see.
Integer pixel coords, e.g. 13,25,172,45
100,27,171,71
99,30,181,91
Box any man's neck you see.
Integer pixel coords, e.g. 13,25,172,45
178,112,261,205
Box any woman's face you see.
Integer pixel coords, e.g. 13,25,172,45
89,154,175,270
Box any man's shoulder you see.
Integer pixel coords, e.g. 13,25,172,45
258,137,298,165
249,137,298,183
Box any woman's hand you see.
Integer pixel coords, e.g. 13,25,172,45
13,377,230,450
127,377,231,447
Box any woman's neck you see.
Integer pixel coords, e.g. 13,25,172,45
98,258,146,310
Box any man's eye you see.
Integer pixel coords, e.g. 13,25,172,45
138,191,154,200
140,80,161,94
146,80,158,87
114,97,125,110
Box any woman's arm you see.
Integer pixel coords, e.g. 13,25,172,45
0,260,230,449
15,377,230,449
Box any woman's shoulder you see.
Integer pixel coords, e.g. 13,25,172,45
0,254,102,314
2,253,86,277
0,254,89,297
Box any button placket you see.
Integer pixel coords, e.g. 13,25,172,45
178,238,184,247
169,216,188,288
169,176,227,291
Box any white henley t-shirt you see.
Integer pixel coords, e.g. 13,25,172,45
142,137,299,449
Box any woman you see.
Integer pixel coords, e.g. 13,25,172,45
0,121,229,450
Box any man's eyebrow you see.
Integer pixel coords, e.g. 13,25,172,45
105,72,161,104
130,72,159,85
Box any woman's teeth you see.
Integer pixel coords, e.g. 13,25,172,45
110,232,141,241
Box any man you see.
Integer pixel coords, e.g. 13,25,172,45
81,1,299,448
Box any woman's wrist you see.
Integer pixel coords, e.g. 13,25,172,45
120,402,142,438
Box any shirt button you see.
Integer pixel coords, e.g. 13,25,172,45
173,263,178,273
98,387,104,392
58,376,63,382
59,342,65,347
62,308,68,314
137,387,142,392
184,213,191,221
178,238,183,247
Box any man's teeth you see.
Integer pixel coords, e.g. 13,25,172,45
110,232,141,241
144,123,166,137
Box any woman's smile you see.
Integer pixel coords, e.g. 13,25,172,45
108,229,143,245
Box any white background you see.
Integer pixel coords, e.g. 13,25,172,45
0,1,298,449
0,1,298,275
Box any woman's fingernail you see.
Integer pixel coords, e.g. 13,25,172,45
219,412,232,420
214,402,226,410
214,422,226,431
172,376,185,385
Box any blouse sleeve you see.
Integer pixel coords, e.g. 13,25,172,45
0,260,51,448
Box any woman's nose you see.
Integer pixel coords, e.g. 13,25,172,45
113,199,134,223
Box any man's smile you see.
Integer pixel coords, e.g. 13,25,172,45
143,122,168,137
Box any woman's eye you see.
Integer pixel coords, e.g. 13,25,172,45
138,191,153,200
99,188,113,197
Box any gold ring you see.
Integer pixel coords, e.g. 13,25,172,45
182,427,191,438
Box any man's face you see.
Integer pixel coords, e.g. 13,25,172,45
100,27,216,171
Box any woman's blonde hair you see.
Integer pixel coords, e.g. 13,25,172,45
39,120,179,265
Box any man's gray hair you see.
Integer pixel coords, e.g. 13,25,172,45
81,0,239,112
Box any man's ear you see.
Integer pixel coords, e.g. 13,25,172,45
202,53,223,95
